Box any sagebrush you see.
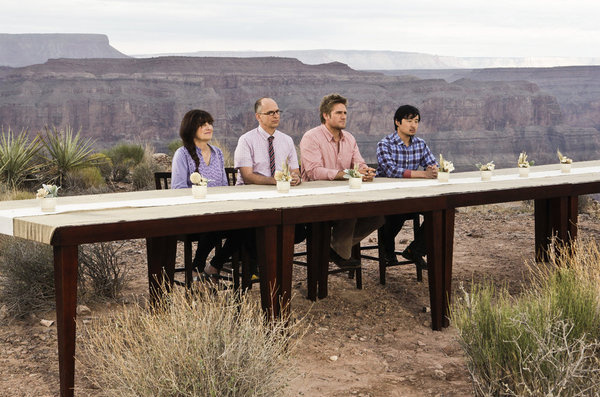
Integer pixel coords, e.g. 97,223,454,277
78,285,304,396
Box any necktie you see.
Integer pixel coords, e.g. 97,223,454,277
268,135,275,176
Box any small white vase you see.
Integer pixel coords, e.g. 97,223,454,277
560,163,571,173
437,171,449,182
276,180,290,193
518,167,530,177
480,170,492,181
349,177,362,189
192,184,207,199
40,197,57,212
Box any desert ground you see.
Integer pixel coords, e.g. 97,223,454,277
1,201,599,397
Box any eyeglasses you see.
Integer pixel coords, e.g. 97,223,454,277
258,110,282,117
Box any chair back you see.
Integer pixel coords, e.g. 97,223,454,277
154,171,171,190
225,167,237,186
154,169,237,190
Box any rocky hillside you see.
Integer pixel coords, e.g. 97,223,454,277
0,34,129,67
0,57,598,170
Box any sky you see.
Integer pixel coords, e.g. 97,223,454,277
2,0,599,58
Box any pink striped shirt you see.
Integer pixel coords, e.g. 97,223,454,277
300,124,366,181
233,126,299,185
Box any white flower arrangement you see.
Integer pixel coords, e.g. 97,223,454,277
190,172,208,186
344,164,363,179
517,152,535,168
438,154,454,173
274,161,292,182
557,150,572,164
36,184,60,198
476,161,495,172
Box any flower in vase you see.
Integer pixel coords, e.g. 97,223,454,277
557,150,572,164
344,164,363,179
36,184,60,198
190,172,208,186
517,152,535,168
438,154,454,173
476,161,495,171
274,161,292,182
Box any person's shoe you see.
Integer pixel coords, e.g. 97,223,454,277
383,254,399,267
402,247,428,270
329,247,360,269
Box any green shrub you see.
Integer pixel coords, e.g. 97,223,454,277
89,153,113,180
65,167,107,190
0,127,42,189
131,145,158,191
78,285,304,396
104,143,146,182
452,239,600,396
0,236,55,318
167,138,182,157
40,125,98,186
78,242,129,301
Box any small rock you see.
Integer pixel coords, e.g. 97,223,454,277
77,305,91,315
417,340,426,347
329,355,338,362
359,337,366,341
0,305,8,319
433,369,447,380
422,306,431,313
40,319,54,327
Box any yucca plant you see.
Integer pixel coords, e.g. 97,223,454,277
0,127,42,189
39,125,98,186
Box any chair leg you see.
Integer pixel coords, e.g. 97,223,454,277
232,250,241,291
377,227,387,285
351,245,362,289
241,246,252,291
184,240,194,288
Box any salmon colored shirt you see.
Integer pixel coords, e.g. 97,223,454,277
300,124,366,181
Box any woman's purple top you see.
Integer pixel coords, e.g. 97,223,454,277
171,144,228,188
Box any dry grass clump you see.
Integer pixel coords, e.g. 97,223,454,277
78,242,130,302
452,238,600,396
0,236,55,318
78,285,304,396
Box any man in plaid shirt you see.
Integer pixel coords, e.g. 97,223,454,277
376,105,438,266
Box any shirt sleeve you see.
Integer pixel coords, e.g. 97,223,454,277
233,135,253,169
376,138,406,178
171,148,191,189
286,137,300,170
350,139,367,169
300,133,338,181
421,144,438,168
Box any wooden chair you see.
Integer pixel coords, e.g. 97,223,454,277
358,164,426,284
154,170,252,289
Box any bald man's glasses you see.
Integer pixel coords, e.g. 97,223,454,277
258,110,282,117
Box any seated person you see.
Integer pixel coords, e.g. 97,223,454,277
171,109,243,280
376,104,438,266
300,93,383,267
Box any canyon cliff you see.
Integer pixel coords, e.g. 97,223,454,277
0,57,598,170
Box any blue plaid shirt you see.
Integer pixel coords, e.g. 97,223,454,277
376,133,437,178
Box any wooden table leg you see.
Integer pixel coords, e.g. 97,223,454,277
53,244,78,397
424,209,455,331
256,225,279,317
146,236,177,301
535,196,578,261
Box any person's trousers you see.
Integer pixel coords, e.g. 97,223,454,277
331,216,385,259
382,213,426,258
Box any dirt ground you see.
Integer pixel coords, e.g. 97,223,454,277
1,201,600,397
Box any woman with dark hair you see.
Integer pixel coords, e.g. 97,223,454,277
171,109,241,281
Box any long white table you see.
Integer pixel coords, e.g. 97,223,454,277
2,161,600,396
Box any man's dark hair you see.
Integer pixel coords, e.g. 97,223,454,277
319,93,347,124
393,105,420,130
